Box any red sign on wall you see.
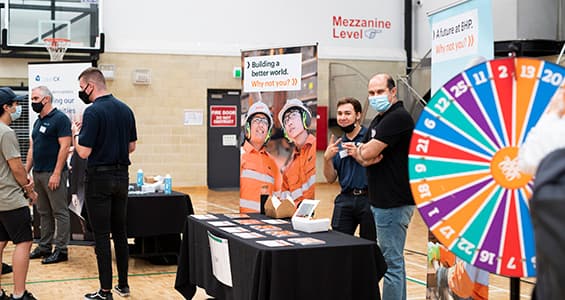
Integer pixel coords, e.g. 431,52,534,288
210,105,237,127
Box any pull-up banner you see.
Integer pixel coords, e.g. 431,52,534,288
239,44,318,214
426,1,492,298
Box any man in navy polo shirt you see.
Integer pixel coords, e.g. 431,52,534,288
73,67,137,300
323,97,375,241
26,85,71,264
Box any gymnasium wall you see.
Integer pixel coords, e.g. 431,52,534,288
0,54,404,186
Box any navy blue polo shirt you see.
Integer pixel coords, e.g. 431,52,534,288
32,108,71,172
332,126,368,193
78,94,137,167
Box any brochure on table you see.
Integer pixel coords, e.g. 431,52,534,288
291,200,330,233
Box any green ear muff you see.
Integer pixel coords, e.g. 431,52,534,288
264,127,272,144
302,110,311,129
245,122,251,140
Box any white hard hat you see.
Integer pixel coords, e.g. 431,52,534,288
245,101,273,130
278,98,312,128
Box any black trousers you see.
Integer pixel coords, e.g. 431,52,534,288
85,168,129,290
331,193,376,241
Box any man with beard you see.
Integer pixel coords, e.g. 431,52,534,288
346,73,415,300
278,98,316,207
323,97,375,241
240,101,280,213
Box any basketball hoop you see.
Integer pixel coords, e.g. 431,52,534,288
43,37,70,61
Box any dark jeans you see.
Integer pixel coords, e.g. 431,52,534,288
331,193,376,241
85,168,129,290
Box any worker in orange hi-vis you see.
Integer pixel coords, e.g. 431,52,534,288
239,101,281,213
430,242,489,300
278,98,316,207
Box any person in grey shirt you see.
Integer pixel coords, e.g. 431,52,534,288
0,87,38,300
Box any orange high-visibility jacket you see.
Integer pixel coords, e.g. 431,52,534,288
240,141,281,213
281,134,316,207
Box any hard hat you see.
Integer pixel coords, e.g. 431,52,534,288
245,101,273,130
278,98,312,129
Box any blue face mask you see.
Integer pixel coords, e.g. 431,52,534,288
368,95,391,113
10,105,22,121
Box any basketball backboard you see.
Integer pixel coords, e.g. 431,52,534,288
1,0,104,59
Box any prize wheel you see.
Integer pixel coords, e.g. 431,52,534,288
409,57,565,278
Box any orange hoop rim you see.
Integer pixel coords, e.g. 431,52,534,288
43,37,71,47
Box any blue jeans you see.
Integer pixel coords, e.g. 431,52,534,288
85,168,129,290
371,205,415,300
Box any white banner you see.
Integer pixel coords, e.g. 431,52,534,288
243,53,302,92
27,62,92,127
104,0,404,60
429,0,494,93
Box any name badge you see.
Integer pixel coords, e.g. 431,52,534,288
339,149,348,158
39,126,47,133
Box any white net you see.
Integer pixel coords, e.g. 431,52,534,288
43,38,70,61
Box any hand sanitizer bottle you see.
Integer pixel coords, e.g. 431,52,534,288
164,174,172,194
137,169,144,188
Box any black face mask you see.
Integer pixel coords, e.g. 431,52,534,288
338,123,356,133
79,85,92,104
31,101,44,113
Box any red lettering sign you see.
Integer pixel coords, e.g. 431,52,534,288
210,105,237,127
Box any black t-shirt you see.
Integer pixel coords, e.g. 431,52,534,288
78,94,137,167
363,101,415,208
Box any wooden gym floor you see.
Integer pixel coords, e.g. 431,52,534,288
0,183,534,299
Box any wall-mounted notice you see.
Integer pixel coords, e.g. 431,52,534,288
184,109,203,126
210,105,237,127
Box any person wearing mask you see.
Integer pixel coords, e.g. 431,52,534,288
26,85,72,264
345,73,415,300
278,98,316,207
73,68,137,300
240,101,281,213
323,97,375,241
0,87,38,300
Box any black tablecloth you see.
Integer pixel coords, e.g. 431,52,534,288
175,214,386,300
34,191,194,241
127,191,193,237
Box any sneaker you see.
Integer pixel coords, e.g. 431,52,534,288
10,290,37,300
0,289,8,300
29,247,52,259
84,290,113,300
113,285,130,297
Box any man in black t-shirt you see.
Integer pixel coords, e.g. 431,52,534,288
346,73,415,300
73,67,137,300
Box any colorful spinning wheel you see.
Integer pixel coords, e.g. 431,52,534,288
409,57,565,278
